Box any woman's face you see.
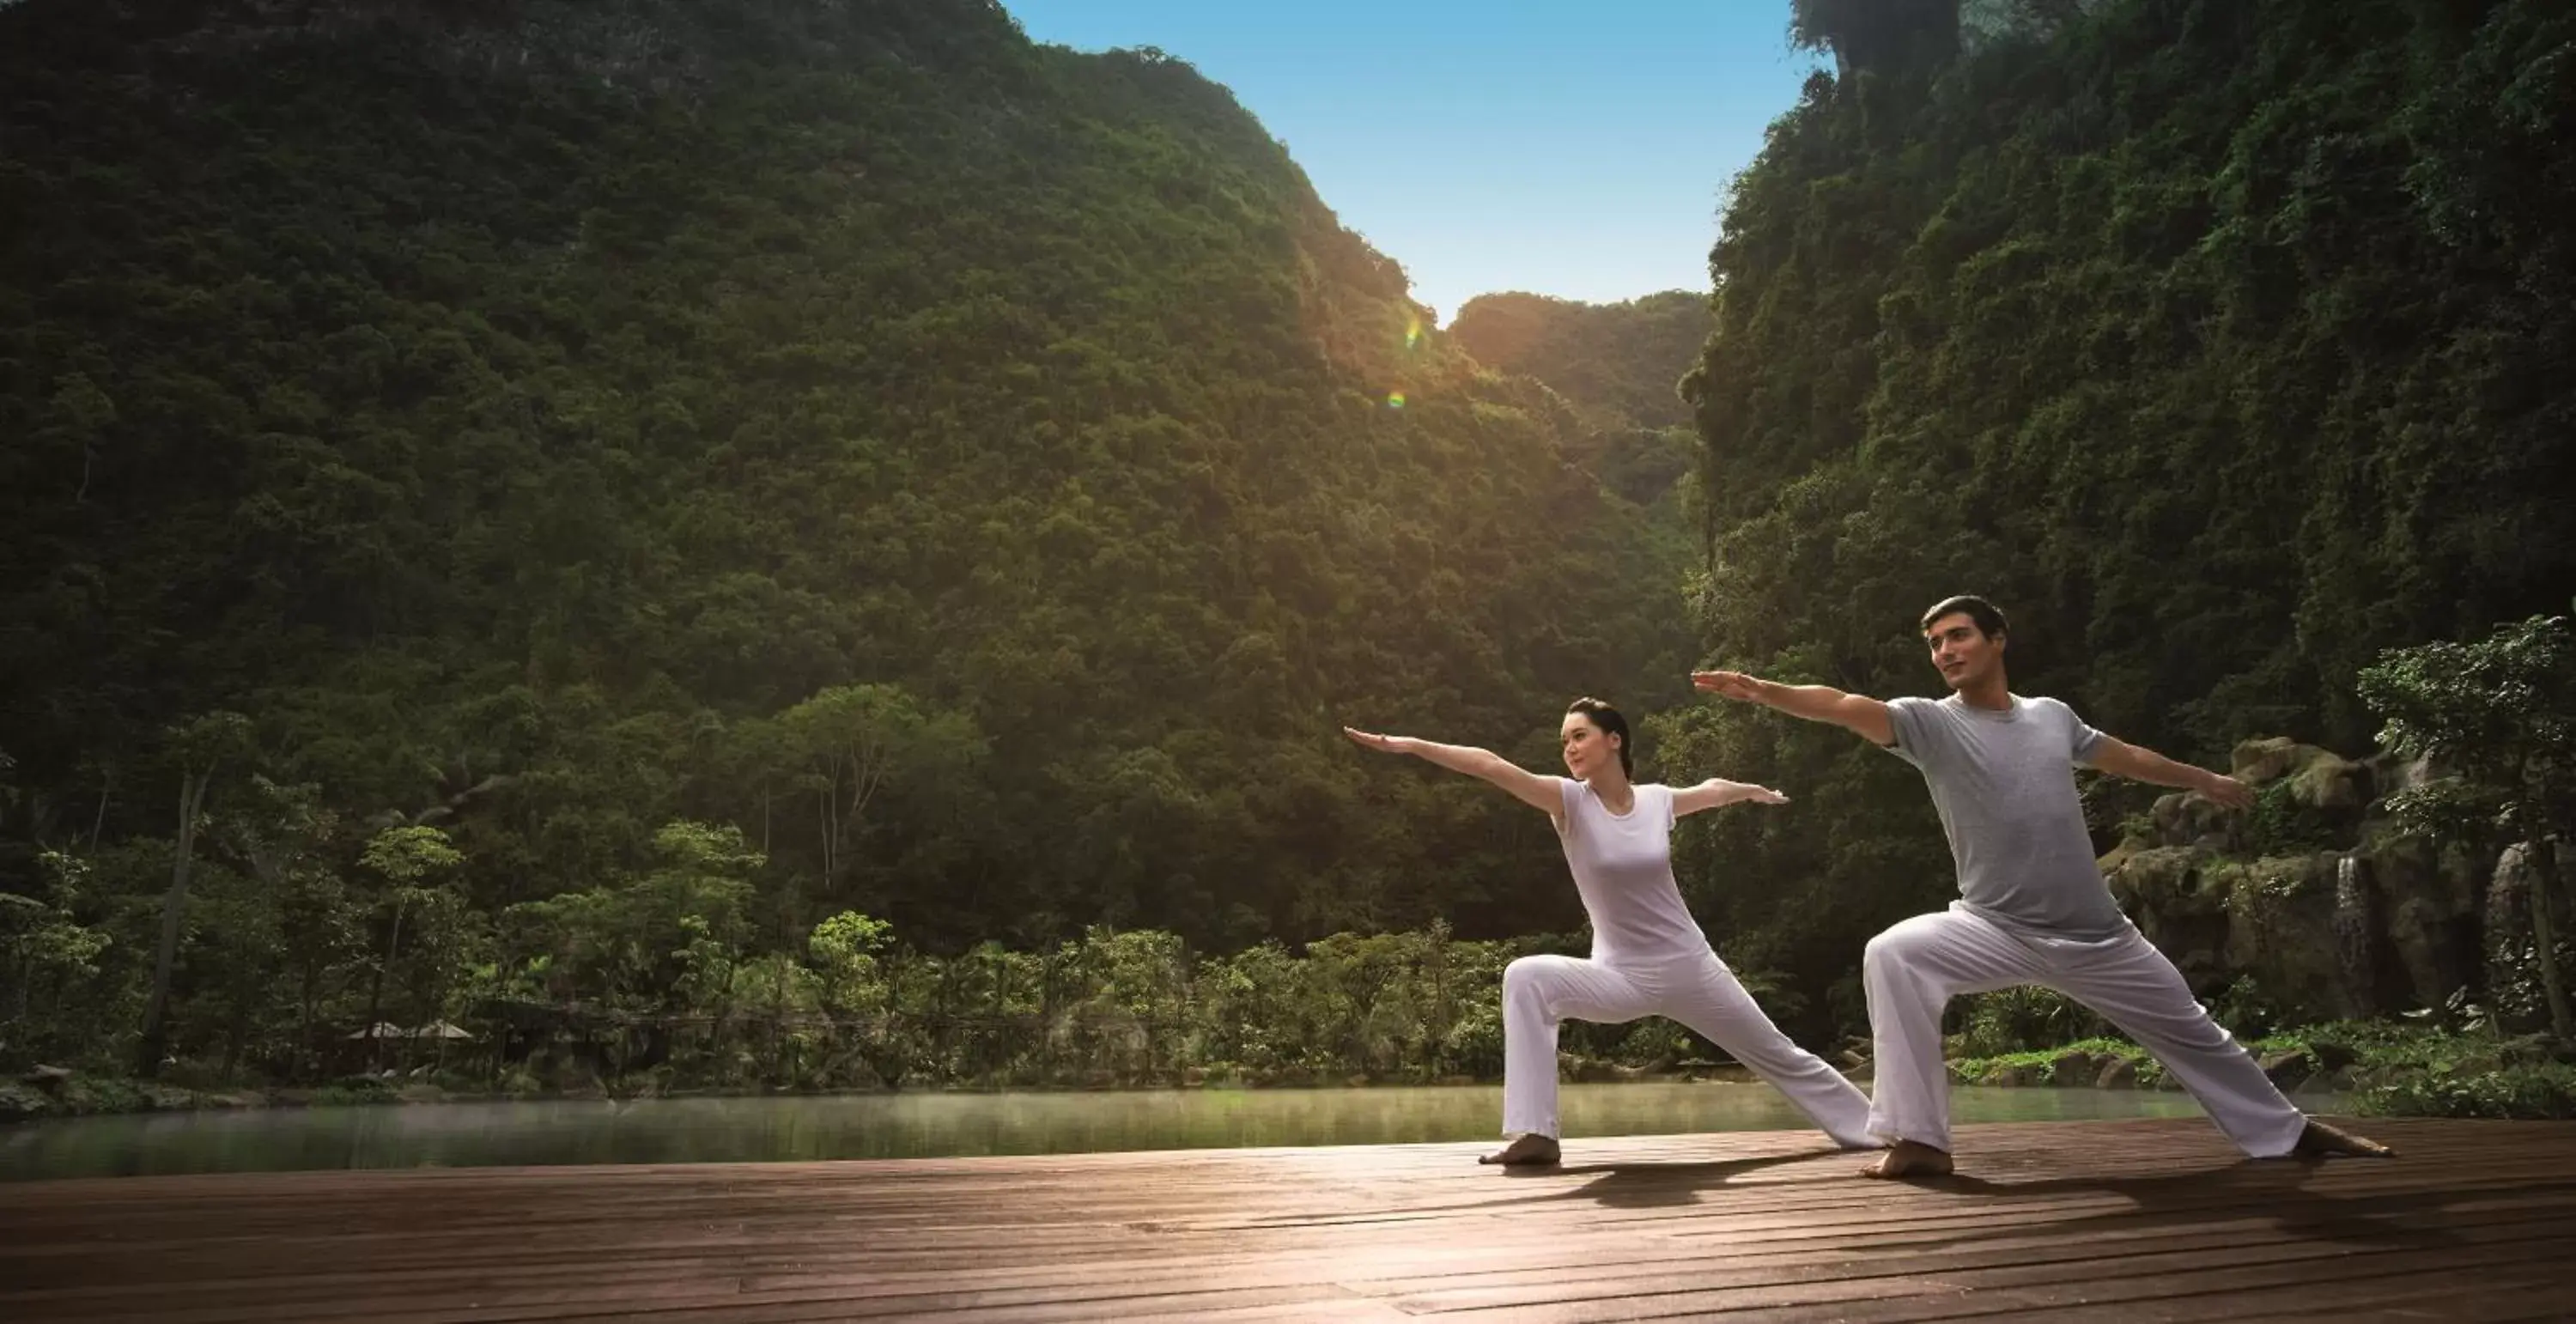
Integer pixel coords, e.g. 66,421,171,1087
1560,712,1619,780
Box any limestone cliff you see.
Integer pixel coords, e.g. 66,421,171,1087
2106,737,2558,1029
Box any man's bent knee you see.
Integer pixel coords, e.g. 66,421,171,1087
1503,957,1552,1007
1864,920,1934,976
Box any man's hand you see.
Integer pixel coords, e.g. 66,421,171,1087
2200,772,2255,811
1692,670,1771,705
2089,738,2258,807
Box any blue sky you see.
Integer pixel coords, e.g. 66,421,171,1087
1004,1,1822,324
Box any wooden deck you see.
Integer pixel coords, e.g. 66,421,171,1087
5,1116,2573,1322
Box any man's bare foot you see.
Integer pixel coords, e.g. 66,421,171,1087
1479,1133,1561,1166
2292,1118,2396,1159
1860,1139,1953,1180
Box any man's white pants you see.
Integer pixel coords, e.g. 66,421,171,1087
1503,950,1875,1147
1863,903,2308,1157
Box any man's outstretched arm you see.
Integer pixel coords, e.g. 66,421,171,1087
2087,737,2254,809
2092,732,2257,804
1692,671,1895,746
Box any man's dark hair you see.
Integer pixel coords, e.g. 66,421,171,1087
1565,697,1633,779
1921,594,2008,639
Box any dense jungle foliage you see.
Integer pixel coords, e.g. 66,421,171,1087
2,0,2569,1097
0,0,1704,1081
1657,0,2576,1036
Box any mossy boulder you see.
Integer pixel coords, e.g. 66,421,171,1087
2050,1049,2114,1086
2258,1048,2317,1090
2284,751,2373,812
2307,1037,2360,1072
2366,830,2488,1011
2232,738,2341,789
0,1082,49,1123
2105,845,2232,991
2149,792,2239,852
2222,853,2363,1021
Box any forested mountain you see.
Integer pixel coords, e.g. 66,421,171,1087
0,0,1704,1068
1450,290,1709,432
1659,0,2576,1031
1449,289,1709,511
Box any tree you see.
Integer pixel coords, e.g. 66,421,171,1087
136,711,252,1077
507,822,761,1014
2,852,112,1064
1789,0,1960,73
811,910,896,1016
639,821,762,1024
356,823,465,1066
776,684,981,898
2358,613,2576,1039
218,776,352,1075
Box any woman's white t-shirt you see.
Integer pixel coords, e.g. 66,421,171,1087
1550,776,1710,966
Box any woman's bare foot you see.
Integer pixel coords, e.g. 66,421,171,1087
1860,1139,1953,1180
1479,1133,1562,1166
2292,1119,2396,1159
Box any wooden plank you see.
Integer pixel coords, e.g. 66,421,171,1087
1381,1216,2576,1315
1436,1237,2572,1322
3,1117,2573,1322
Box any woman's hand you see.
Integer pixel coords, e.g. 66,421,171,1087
1341,727,1412,755
1674,778,1790,817
1343,726,1561,813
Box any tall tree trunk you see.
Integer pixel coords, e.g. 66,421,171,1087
363,899,408,1071
2530,839,2573,1042
136,768,210,1077
816,783,835,894
222,997,246,1077
297,963,319,1081
88,761,114,853
771,957,790,1084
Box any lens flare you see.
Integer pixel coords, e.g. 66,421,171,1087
1403,316,1422,350
1385,391,1406,410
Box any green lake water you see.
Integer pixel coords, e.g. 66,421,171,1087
0,1082,2233,1181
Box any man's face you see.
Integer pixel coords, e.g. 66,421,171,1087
1923,612,2002,691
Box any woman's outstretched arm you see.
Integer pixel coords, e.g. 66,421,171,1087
1670,778,1789,817
1341,727,1560,813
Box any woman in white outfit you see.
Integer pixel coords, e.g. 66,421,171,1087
1343,697,1878,1166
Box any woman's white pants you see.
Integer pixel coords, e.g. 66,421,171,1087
1502,949,1875,1147
1862,903,2308,1157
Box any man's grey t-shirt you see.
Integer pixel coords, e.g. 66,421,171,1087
1882,694,2123,938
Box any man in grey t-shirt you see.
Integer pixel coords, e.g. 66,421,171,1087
1695,594,2391,1179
